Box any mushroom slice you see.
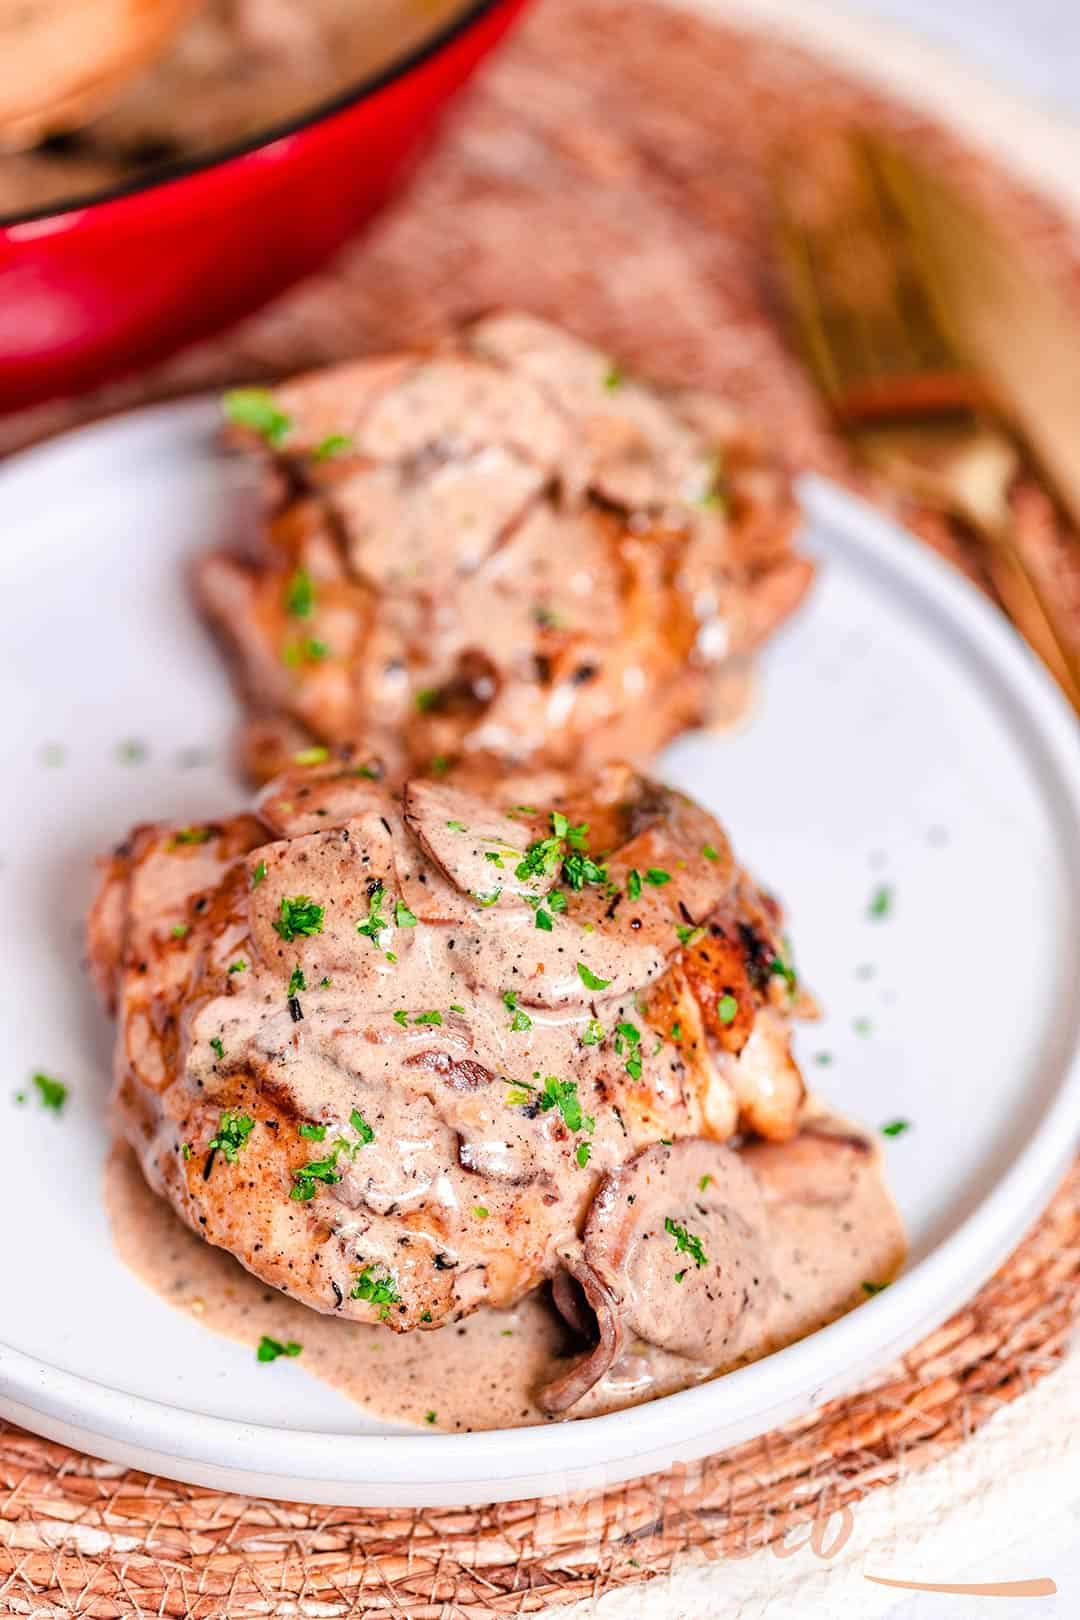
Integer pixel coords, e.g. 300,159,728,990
741,1123,874,1207
582,1139,774,1363
538,1250,624,1415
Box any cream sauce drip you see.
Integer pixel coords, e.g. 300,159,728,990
105,1115,905,1432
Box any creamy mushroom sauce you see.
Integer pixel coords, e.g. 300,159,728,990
1,0,469,219
105,1106,904,1432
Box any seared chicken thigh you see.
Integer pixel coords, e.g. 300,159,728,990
89,760,810,1407
197,313,812,784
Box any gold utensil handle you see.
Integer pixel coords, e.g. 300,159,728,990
981,532,1080,716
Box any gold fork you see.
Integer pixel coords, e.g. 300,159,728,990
772,131,1080,714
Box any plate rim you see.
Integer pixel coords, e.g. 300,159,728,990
1,403,1078,1505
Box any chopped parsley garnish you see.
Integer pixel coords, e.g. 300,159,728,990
701,843,720,862
256,1335,302,1362
425,1410,437,1423
576,961,611,992
769,949,798,992
414,1010,442,1027
664,1216,708,1270
223,387,291,446
575,1142,592,1168
251,860,268,888
474,1204,489,1219
31,1072,67,1112
210,1037,225,1060
285,568,315,618
208,1110,254,1162
350,1108,375,1145
431,755,450,776
516,833,563,885
862,1280,889,1296
350,1265,400,1320
415,688,439,713
287,965,306,997
290,1155,342,1201
303,637,330,662
503,992,532,1033
181,1143,192,1160
562,850,608,890
853,1017,873,1037
670,1022,682,1040
537,1075,594,1136
395,900,418,929
534,906,553,931
868,883,893,920
171,923,189,939
393,1010,409,1027
881,1118,911,1137
698,1174,713,1192
505,1081,535,1107
298,1122,327,1141
446,820,468,832
356,884,389,946
644,868,671,887
614,1021,640,1047
172,825,213,847
274,895,324,941
603,363,623,391
228,958,247,974
626,869,642,901
676,924,704,946
814,1051,834,1066
581,1018,605,1046
313,433,352,461
449,1003,465,1014
477,888,502,908
717,995,738,1024
294,746,329,765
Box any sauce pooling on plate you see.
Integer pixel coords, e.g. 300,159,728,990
105,1111,904,1431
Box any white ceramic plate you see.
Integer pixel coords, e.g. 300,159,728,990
0,400,1077,1507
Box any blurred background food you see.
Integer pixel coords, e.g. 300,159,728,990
0,0,470,218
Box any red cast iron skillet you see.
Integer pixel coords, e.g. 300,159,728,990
0,0,531,415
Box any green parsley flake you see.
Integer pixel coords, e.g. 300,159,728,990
294,746,329,766
208,1110,254,1162
393,1010,409,1027
881,1118,911,1137
274,895,324,941
603,363,623,391
356,885,388,946
395,900,418,928
288,966,306,997
350,1265,400,1320
477,888,502,908
446,820,468,832
664,1216,708,1270
285,567,315,618
769,950,798,993
291,1155,342,1201
644,868,671,887
299,1122,327,1141
853,1017,873,1037
862,1280,889,1296
228,958,247,974
257,1335,302,1363
414,1010,442,1027
717,995,738,1024
474,1205,489,1219
172,825,213,846
701,843,720,862
313,433,352,462
171,923,189,940
32,1072,67,1112
537,1075,594,1136
505,1082,534,1107
350,1108,375,1145
575,1141,592,1168
425,1410,437,1423
210,1037,225,1060
676,924,704,946
868,883,893,920
181,1143,192,1160
698,1174,713,1192
576,962,611,992
581,1018,605,1046
223,387,291,446
415,688,439,713
627,869,642,901
534,907,553,931
251,860,268,888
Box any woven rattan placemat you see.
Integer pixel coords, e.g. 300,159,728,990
2,1,1078,1613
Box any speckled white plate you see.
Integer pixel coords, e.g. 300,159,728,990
0,398,1077,1507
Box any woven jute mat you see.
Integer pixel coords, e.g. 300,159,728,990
2,1,1078,1614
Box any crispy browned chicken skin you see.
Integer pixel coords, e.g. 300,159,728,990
197,313,812,784
89,759,810,1405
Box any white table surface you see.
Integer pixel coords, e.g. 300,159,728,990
566,3,1080,1615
